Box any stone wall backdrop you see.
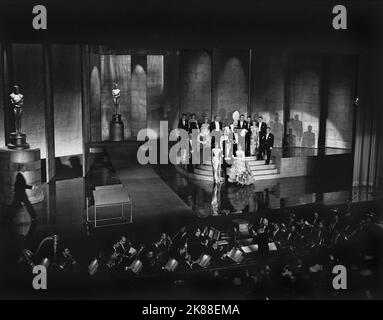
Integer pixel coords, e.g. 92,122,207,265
214,49,249,125
89,52,102,142
147,55,164,136
179,50,212,121
131,55,147,137
252,52,285,147
288,53,321,148
163,52,181,132
52,45,82,157
326,54,356,149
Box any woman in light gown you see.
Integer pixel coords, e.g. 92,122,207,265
228,144,254,185
211,147,222,184
250,124,259,156
198,116,211,163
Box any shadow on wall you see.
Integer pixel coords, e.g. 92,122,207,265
55,155,83,180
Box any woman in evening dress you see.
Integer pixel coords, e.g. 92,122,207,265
228,145,254,186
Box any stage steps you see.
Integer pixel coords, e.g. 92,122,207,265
175,155,281,182
247,156,280,181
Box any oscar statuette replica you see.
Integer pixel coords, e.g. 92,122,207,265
109,83,124,141
8,85,29,149
0,85,44,205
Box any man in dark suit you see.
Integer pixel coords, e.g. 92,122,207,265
264,127,274,165
257,116,267,160
236,114,249,155
209,115,223,148
178,113,189,132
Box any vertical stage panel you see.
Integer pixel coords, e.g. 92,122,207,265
131,57,147,137
213,49,249,125
163,51,181,131
51,44,83,157
12,44,46,157
288,53,321,148
147,55,164,136
252,52,285,147
100,55,131,140
179,51,212,120
90,52,101,142
0,43,4,147
325,55,356,150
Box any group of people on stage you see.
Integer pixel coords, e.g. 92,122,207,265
178,112,274,185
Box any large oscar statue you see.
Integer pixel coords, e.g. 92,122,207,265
109,83,124,142
8,85,29,149
0,85,44,205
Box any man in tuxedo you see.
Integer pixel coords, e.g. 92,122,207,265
237,114,250,155
257,116,267,160
178,113,189,132
209,115,223,148
264,127,274,165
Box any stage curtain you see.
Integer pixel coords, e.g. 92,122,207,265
353,49,383,189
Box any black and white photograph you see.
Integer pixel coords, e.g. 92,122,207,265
0,0,383,308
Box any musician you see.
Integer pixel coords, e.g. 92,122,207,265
58,248,79,272
209,241,225,264
285,224,298,248
258,218,272,255
312,221,326,247
189,228,203,260
113,236,128,256
154,233,173,253
173,226,188,249
209,115,223,148
270,223,285,248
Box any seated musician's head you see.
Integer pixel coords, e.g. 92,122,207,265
62,248,70,258
267,127,271,134
120,236,127,245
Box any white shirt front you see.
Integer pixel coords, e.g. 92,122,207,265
215,121,220,131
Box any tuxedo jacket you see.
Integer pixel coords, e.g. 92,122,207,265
178,119,189,132
237,120,249,130
264,133,274,149
209,121,223,132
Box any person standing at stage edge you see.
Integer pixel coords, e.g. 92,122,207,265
209,115,223,148
264,127,274,165
257,115,267,160
236,114,250,156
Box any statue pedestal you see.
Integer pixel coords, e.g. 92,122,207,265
0,148,44,205
110,114,124,142
7,132,29,150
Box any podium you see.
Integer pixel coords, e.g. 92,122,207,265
110,114,124,142
86,184,132,227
